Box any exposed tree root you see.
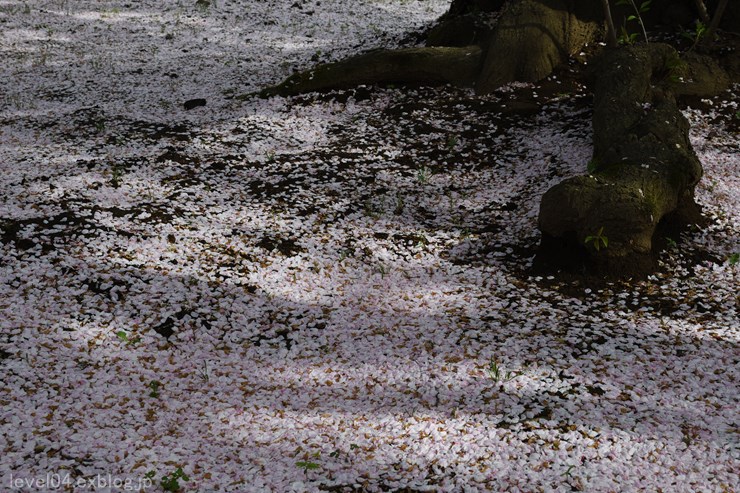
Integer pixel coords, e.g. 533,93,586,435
250,46,482,98
537,44,707,277
241,0,737,280
250,0,604,98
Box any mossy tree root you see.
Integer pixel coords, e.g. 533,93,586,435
253,46,483,98
537,44,705,274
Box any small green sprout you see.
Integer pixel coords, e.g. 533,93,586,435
618,26,639,45
362,199,383,219
115,330,140,345
616,0,651,44
584,227,608,251
487,357,520,383
681,20,707,49
729,253,739,266
197,360,210,382
296,460,320,471
148,380,162,398
160,467,190,492
111,164,124,188
296,451,321,472
417,166,432,184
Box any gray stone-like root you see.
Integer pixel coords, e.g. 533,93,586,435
254,46,482,98
538,44,705,274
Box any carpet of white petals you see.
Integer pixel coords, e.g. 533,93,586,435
1,1,738,492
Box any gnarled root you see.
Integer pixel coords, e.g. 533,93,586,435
537,44,705,277
253,46,482,98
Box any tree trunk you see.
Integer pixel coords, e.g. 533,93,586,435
475,0,602,92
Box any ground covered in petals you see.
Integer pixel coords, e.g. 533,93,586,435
0,1,738,492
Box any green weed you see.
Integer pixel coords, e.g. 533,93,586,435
682,20,707,49
296,460,320,471
584,227,609,252
115,331,141,345
616,0,650,44
197,360,210,382
487,357,520,383
110,163,124,188
296,451,321,472
417,166,432,184
148,380,162,398
660,53,687,84
147,467,190,492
